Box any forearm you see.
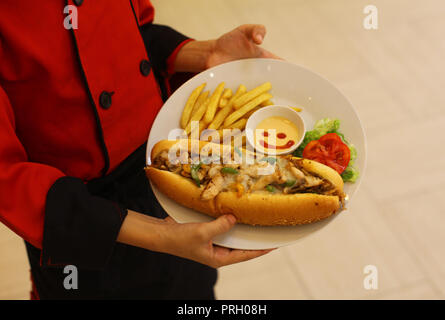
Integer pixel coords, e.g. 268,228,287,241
172,40,216,73
116,210,167,253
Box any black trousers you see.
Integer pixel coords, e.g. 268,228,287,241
25,143,217,299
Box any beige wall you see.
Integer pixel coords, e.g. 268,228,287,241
1,0,444,299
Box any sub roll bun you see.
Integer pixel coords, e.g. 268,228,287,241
145,139,345,226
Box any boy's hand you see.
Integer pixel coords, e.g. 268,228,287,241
173,24,281,73
206,24,281,69
161,214,274,268
117,210,274,268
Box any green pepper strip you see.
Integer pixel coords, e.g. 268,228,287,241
220,167,239,174
191,163,202,187
284,179,296,187
265,185,275,192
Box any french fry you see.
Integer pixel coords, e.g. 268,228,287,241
191,90,209,115
207,84,246,130
240,98,273,120
224,92,273,127
180,83,206,128
259,99,274,107
203,82,225,124
185,97,210,135
219,98,228,108
218,88,233,109
233,82,272,109
227,84,247,108
235,84,247,97
190,120,207,139
221,88,232,99
223,118,247,130
208,104,232,130
243,105,263,119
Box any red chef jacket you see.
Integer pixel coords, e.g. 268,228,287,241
0,0,192,267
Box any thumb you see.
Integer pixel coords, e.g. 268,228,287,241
252,25,266,44
239,24,266,45
203,215,236,239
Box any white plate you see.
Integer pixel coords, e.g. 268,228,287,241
147,58,366,250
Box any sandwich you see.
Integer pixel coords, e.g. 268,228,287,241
145,139,345,226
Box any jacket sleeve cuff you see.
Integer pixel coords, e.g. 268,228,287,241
41,177,128,270
166,38,195,76
139,24,191,75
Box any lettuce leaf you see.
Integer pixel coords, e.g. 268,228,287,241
314,118,341,134
294,118,340,157
341,165,359,183
293,118,359,182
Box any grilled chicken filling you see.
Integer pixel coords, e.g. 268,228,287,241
152,150,344,202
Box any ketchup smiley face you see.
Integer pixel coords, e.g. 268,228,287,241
255,116,300,152
259,131,295,150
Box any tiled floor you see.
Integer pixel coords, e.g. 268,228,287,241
1,0,444,299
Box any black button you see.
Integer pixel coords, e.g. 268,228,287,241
140,60,151,76
73,0,83,6
99,91,113,109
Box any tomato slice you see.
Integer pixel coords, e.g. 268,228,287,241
319,132,343,144
302,133,351,174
